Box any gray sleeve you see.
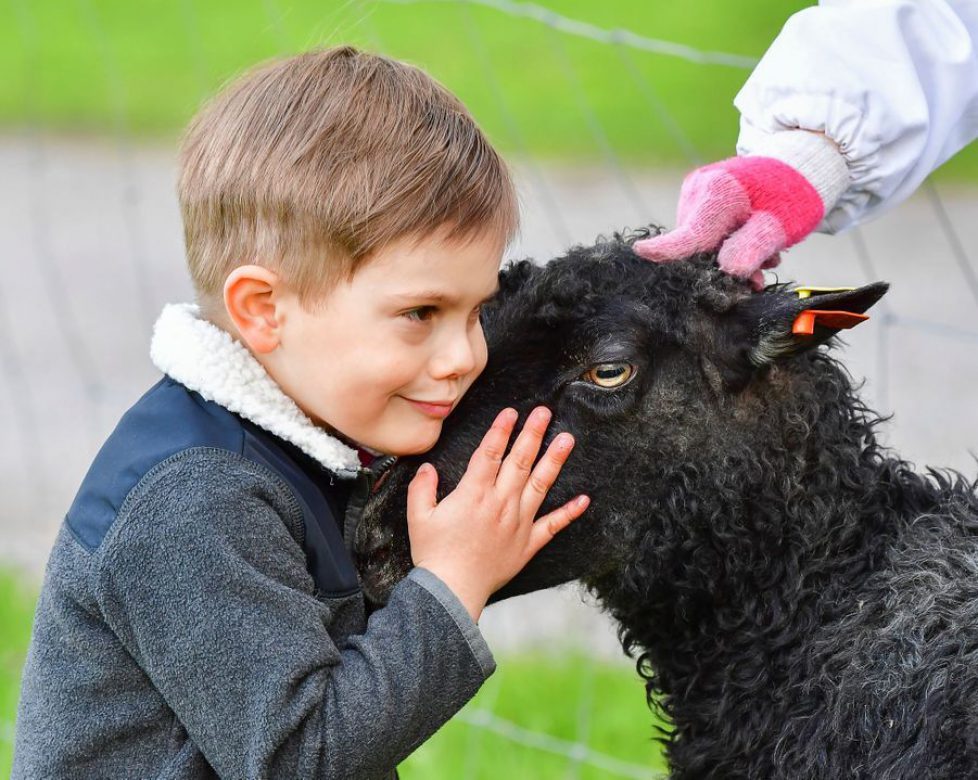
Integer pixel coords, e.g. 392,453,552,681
92,451,495,780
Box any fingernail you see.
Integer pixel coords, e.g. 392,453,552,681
576,495,589,507
555,433,574,449
500,408,517,423
417,463,433,477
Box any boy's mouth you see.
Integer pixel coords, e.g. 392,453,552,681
401,396,454,419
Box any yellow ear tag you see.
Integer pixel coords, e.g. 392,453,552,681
793,286,857,300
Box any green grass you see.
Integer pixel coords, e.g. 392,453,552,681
0,571,35,779
2,0,975,179
0,568,666,776
400,652,669,778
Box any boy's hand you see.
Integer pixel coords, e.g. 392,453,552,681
407,406,589,622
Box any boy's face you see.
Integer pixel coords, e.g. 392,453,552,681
260,226,503,456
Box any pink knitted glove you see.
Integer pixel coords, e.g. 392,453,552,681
634,131,849,289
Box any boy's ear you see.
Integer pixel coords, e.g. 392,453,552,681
717,281,889,390
223,265,283,354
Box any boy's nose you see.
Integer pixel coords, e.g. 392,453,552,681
431,332,478,379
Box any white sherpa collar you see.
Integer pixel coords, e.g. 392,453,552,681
149,302,362,478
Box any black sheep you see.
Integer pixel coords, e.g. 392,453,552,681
357,229,978,779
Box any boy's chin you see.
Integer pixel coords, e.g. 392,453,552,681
374,421,443,457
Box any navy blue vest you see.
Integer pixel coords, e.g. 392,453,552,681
65,376,362,596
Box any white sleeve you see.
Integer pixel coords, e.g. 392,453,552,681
734,0,978,234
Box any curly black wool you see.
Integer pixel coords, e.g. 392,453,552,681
358,229,978,779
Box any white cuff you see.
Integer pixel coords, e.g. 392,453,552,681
744,129,851,218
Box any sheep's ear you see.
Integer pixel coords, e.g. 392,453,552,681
718,282,889,387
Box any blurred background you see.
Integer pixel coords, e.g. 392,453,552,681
2,1,977,776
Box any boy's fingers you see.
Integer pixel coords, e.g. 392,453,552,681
407,463,438,520
460,408,518,488
518,432,575,520
526,495,589,558
495,406,552,496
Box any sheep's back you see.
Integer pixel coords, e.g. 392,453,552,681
772,503,978,778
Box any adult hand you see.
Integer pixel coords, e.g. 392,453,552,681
634,131,849,289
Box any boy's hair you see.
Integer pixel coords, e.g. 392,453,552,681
178,46,519,311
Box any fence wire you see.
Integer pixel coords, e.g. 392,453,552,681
379,0,759,69
457,708,665,779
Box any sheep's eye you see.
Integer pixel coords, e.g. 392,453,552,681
583,363,634,388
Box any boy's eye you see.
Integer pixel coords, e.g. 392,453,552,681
404,306,436,322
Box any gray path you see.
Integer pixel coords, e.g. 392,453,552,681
2,135,977,660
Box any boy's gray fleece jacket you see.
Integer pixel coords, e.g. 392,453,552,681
12,302,495,780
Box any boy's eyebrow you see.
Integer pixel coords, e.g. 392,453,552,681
389,287,500,305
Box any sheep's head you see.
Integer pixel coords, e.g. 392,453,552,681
356,230,888,606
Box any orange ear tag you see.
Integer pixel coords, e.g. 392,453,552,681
792,309,870,336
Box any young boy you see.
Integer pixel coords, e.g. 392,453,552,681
12,47,589,779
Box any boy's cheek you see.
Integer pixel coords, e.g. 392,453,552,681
471,336,489,379
460,359,487,398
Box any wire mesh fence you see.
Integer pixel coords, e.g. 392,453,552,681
2,1,977,776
